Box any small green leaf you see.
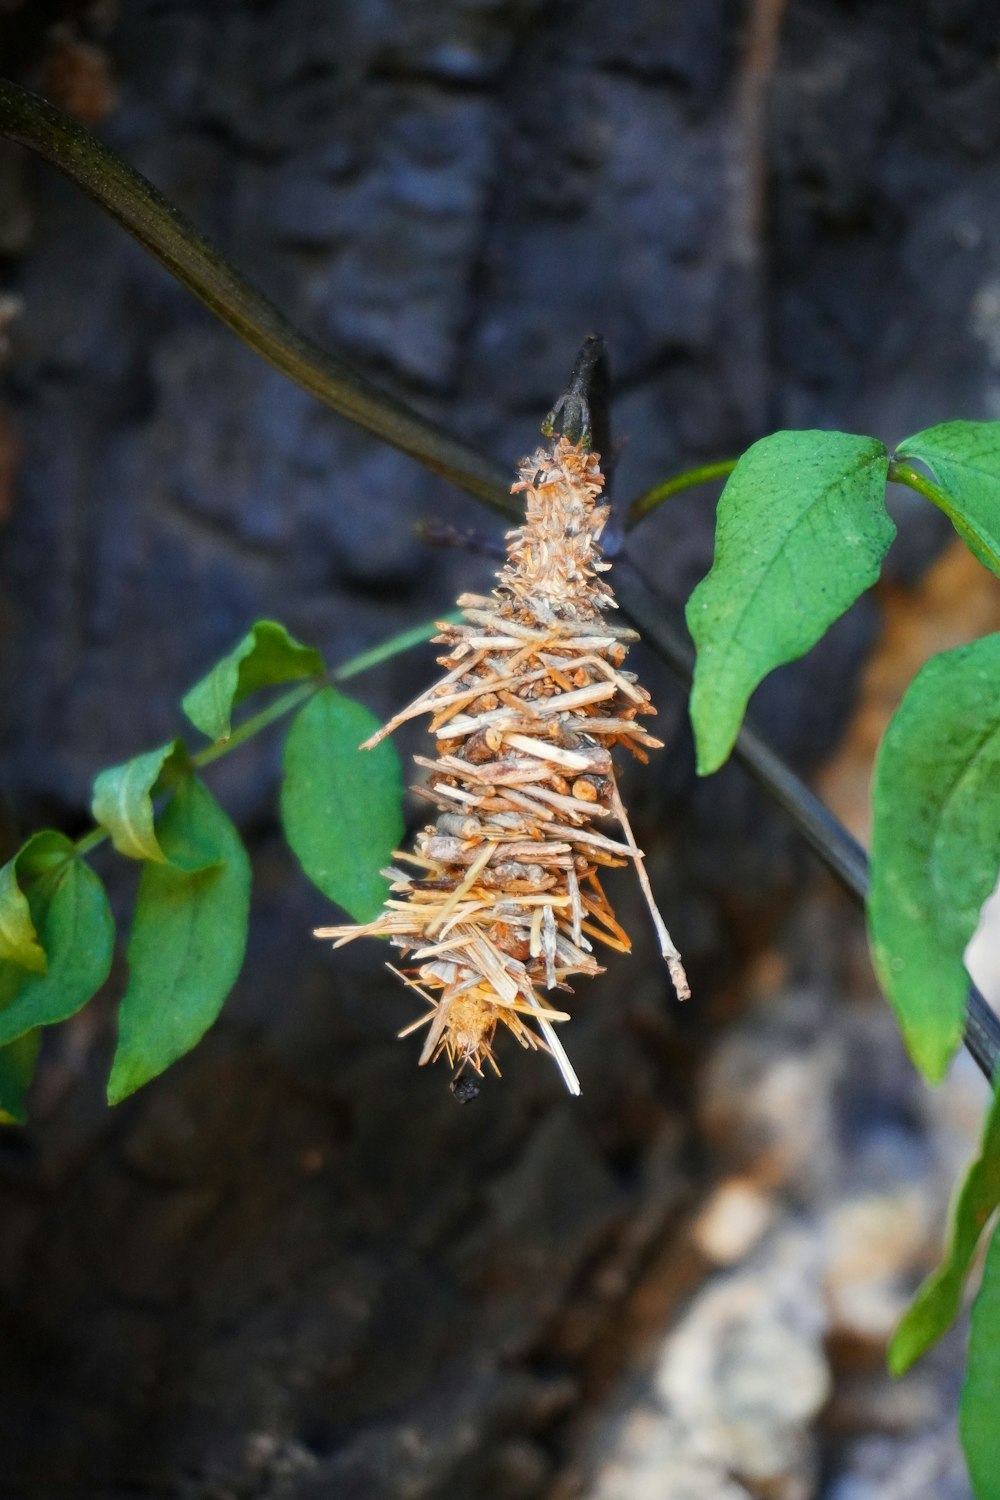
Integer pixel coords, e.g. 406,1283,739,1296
868,634,1000,1083
91,739,191,862
281,686,404,922
890,1083,1000,1375
686,430,892,774
0,857,115,1046
107,777,251,1104
182,619,324,742
0,1032,40,1125
0,830,76,974
897,420,1000,577
961,1221,1000,1499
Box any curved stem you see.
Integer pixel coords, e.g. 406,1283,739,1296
626,459,738,529
614,555,1000,1083
71,611,451,859
0,81,516,521
889,460,1000,577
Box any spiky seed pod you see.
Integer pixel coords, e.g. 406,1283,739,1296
316,433,688,1093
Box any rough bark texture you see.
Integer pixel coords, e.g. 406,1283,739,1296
1,2,1000,1497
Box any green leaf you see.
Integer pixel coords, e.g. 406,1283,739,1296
91,739,191,862
961,1221,1000,1499
890,1084,1000,1375
106,780,250,1110
0,857,115,1046
0,1032,40,1125
281,686,404,922
182,619,324,742
0,830,76,974
686,430,892,775
868,633,1000,1083
896,421,1000,577
107,777,251,1104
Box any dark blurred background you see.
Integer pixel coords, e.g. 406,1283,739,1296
1,3,999,1497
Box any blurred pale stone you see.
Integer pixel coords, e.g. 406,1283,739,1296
822,1190,931,1352
655,1228,830,1500
584,1411,754,1500
690,1177,776,1265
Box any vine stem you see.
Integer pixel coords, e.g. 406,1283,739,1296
626,459,739,528
0,81,517,522
889,460,1000,577
71,612,454,859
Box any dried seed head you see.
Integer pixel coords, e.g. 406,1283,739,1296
315,432,689,1093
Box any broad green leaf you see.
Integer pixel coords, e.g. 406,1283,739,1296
0,1032,40,1125
896,420,1000,577
0,830,76,974
182,619,324,742
107,777,251,1104
91,739,191,862
281,686,404,922
686,430,892,774
0,857,115,1046
868,634,1000,1083
890,1083,1000,1374
961,1221,1000,1500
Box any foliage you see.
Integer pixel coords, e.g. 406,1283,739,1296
0,617,414,1109
281,687,404,924
686,430,892,774
687,419,1000,1491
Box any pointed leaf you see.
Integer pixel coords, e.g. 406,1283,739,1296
281,686,404,922
961,1221,1000,1499
0,1032,40,1126
890,1083,1000,1374
91,739,191,862
0,857,115,1046
0,830,76,974
868,634,1000,1083
897,421,1000,577
182,619,324,742
686,430,892,774
107,777,251,1103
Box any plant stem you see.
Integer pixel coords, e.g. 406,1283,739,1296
192,681,318,771
335,611,461,681
0,81,517,522
889,460,1000,577
71,611,451,859
626,460,739,528
614,556,1000,1084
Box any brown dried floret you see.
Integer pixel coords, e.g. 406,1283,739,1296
316,434,688,1093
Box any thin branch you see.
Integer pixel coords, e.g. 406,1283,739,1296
0,80,517,521
71,612,453,859
626,460,738,528
889,460,1000,578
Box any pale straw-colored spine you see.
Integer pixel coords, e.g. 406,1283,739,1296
316,434,688,1092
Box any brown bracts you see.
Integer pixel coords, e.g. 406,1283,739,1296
316,433,688,1093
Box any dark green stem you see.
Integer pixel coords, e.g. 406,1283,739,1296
0,80,517,521
626,459,738,529
889,460,1000,576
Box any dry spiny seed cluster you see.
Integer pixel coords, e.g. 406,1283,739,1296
316,434,688,1094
